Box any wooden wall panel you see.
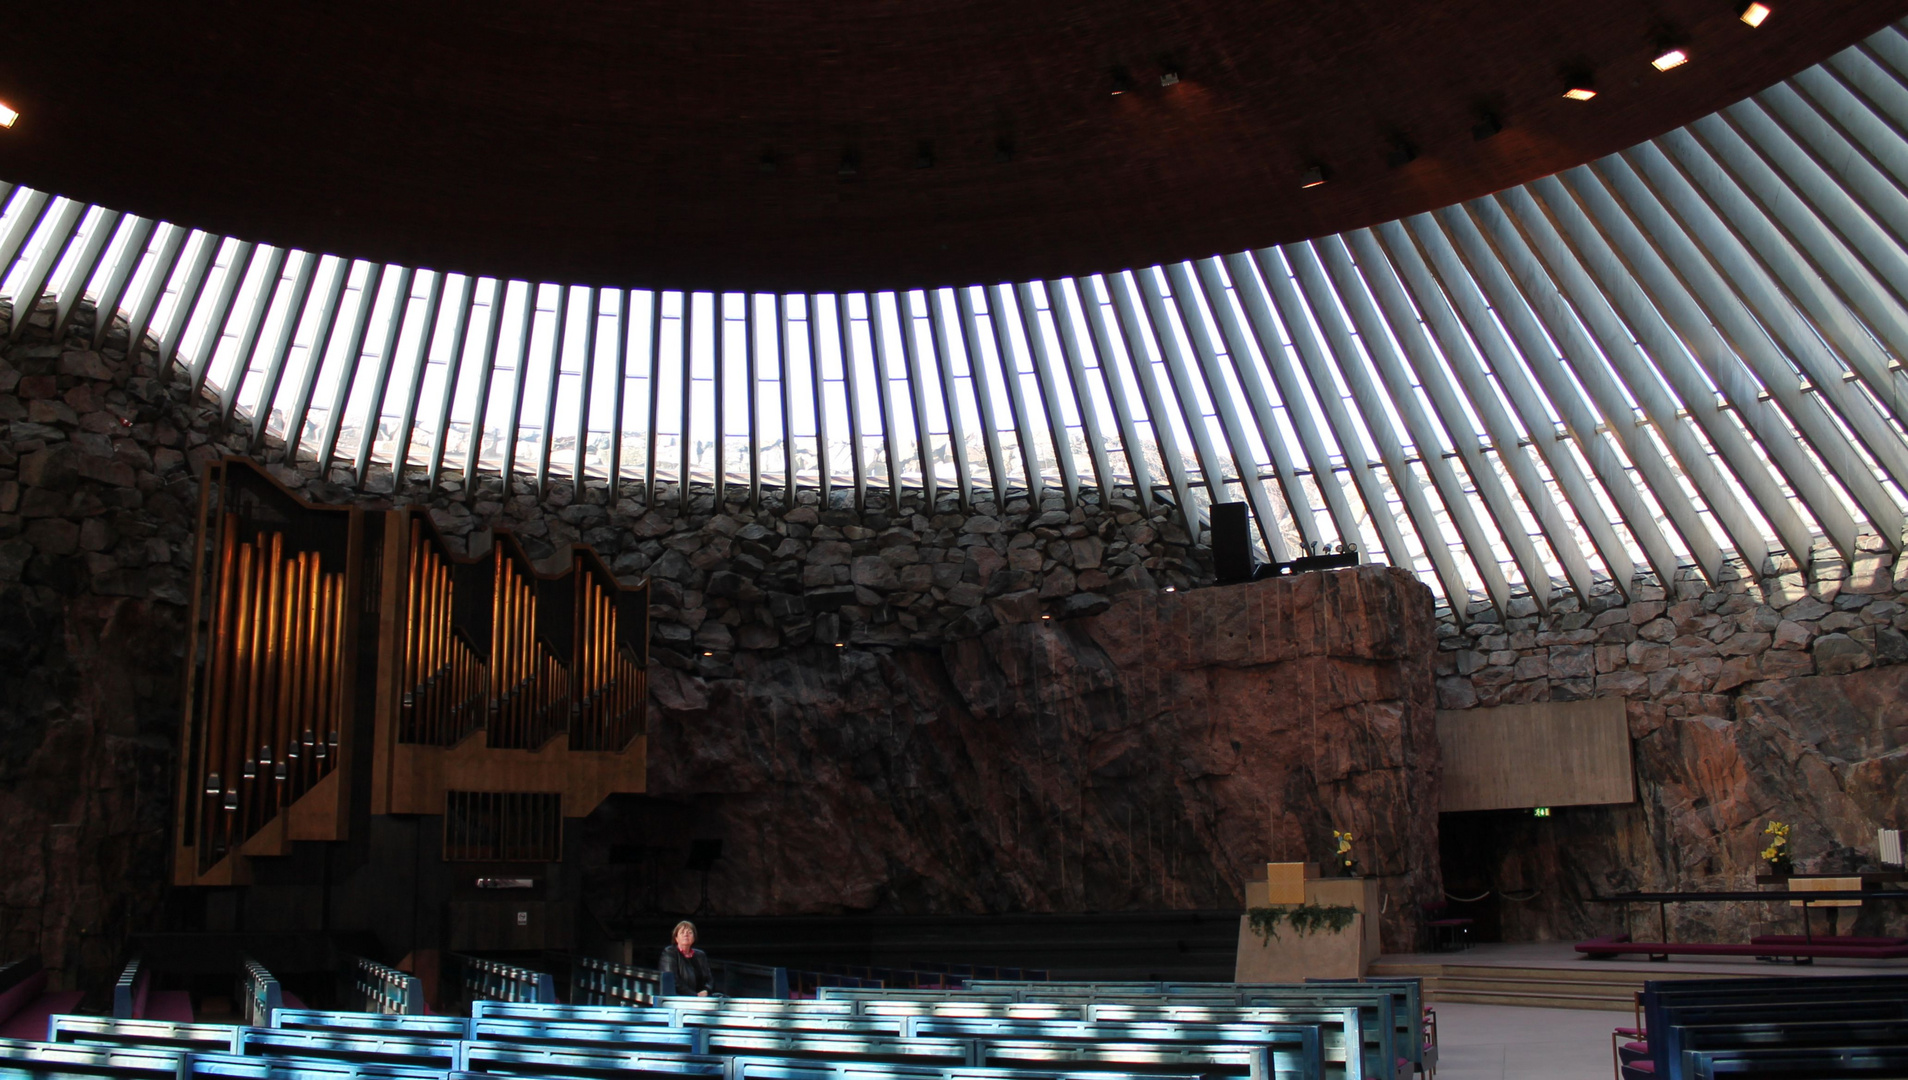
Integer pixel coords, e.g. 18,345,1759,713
1437,698,1635,812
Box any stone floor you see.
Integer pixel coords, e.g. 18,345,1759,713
1432,1003,1620,1080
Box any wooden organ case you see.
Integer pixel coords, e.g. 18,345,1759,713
174,459,650,910
370,507,650,825
175,459,365,886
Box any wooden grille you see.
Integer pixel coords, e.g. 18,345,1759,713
443,791,563,862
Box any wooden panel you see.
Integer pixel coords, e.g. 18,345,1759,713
1436,698,1634,812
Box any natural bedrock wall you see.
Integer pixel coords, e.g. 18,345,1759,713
644,566,1444,952
1434,556,1908,943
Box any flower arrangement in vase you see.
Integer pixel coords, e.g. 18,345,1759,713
1333,829,1358,877
1761,820,1793,876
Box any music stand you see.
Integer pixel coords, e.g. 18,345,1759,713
686,839,723,916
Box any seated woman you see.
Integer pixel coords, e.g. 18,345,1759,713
660,920,714,997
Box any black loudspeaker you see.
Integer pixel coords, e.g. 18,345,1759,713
684,839,724,872
1210,502,1254,584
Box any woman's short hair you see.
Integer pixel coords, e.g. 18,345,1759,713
672,920,697,939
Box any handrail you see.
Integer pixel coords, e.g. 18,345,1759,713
238,958,283,1028
453,954,557,1004
572,956,666,1006
346,956,424,1015
113,957,149,1019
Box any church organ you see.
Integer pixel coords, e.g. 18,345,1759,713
175,458,649,894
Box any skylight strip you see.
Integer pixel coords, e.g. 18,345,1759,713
241,251,318,445
1534,171,1825,566
1290,240,1470,605
116,224,189,358
1013,282,1081,505
866,292,906,497
350,266,415,487
1407,212,1639,595
5,197,83,344
49,208,119,340
925,290,975,508
426,278,480,490
1448,201,1693,588
1043,279,1119,504
1354,227,1562,603
1072,276,1157,512
898,290,941,505
985,285,1048,504
315,264,387,473
534,284,569,498
1499,186,1769,575
1625,141,1908,499
1195,258,1320,552
0,190,53,293
1322,234,1515,607
281,258,353,465
88,217,155,349
954,287,1010,506
1163,262,1285,560
1665,125,1908,425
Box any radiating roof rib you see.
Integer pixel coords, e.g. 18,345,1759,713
9,20,1908,614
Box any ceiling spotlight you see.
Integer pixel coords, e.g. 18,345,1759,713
1471,111,1504,140
1300,165,1328,189
757,150,779,173
1110,66,1134,95
838,149,860,178
1562,72,1597,101
1164,586,1177,593
1159,55,1181,86
834,642,845,648
1651,45,1689,71
914,142,936,169
0,101,16,129
702,651,714,657
995,138,1015,163
1385,136,1418,168
1739,2,1771,27
1041,613,1053,620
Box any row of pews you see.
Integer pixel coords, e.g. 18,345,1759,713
1617,973,1908,1079
0,956,1435,1080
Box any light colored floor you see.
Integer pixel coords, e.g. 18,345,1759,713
1431,1003,1623,1080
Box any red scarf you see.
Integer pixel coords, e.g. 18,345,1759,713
677,945,695,957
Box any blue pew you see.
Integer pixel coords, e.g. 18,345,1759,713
46,1016,238,1052
270,1012,468,1039
233,1028,460,1070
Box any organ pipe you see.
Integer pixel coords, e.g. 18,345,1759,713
186,514,351,873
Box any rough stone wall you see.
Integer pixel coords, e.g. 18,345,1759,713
0,297,1443,987
1432,553,1908,942
11,285,1904,976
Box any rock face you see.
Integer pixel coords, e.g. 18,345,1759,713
642,566,1443,951
1429,548,1908,943
7,290,1908,986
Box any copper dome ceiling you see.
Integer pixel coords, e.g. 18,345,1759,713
0,0,1902,291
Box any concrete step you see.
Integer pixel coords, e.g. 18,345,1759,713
1368,959,1763,1013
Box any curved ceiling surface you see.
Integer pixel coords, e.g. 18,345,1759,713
0,0,1904,291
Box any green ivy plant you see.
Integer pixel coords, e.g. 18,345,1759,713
1247,904,1360,943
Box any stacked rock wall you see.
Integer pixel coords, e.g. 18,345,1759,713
1433,553,1908,942
10,288,1906,977
0,299,1442,988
